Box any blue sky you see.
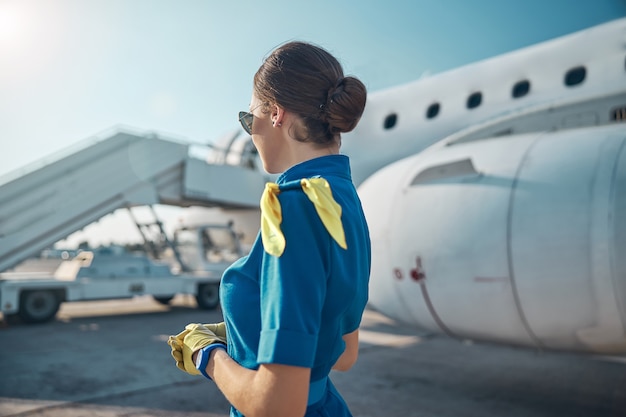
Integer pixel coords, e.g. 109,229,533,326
0,0,624,181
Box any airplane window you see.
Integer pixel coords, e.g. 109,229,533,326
512,80,531,98
426,103,440,119
384,113,397,129
467,92,482,109
564,66,586,86
611,106,626,121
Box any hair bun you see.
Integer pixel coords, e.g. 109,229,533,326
325,76,367,134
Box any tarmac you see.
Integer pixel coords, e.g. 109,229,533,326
0,295,624,417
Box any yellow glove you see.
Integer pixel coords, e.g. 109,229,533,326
202,322,227,342
167,323,226,375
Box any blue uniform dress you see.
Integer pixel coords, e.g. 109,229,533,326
220,154,371,417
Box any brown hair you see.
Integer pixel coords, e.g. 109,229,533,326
253,41,367,145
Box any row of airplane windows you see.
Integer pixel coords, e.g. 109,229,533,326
382,64,603,130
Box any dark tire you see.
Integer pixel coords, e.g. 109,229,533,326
195,283,219,310
153,295,175,305
18,290,61,323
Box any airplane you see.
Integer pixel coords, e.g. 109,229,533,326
190,17,626,355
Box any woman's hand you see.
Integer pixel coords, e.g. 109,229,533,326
167,323,227,375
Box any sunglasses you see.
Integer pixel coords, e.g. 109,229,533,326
238,104,263,135
238,110,254,135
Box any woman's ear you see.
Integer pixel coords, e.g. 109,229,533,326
272,104,285,127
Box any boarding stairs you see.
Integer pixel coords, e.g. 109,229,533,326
0,130,266,272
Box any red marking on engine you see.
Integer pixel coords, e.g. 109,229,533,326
410,256,426,282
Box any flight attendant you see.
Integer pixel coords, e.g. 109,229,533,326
169,40,370,417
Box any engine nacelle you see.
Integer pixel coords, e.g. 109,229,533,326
360,124,626,354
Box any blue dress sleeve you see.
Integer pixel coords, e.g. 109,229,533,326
257,189,331,368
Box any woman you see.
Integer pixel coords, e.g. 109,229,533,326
169,41,370,417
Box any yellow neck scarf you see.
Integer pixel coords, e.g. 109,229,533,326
260,178,347,257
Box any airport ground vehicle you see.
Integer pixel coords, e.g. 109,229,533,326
0,223,244,323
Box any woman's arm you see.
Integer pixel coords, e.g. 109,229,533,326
202,349,311,417
332,329,359,372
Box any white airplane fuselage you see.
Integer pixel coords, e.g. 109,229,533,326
204,18,626,354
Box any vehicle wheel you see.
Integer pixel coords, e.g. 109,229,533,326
195,283,220,310
18,290,60,323
153,295,175,305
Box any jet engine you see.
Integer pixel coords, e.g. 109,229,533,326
360,124,626,354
